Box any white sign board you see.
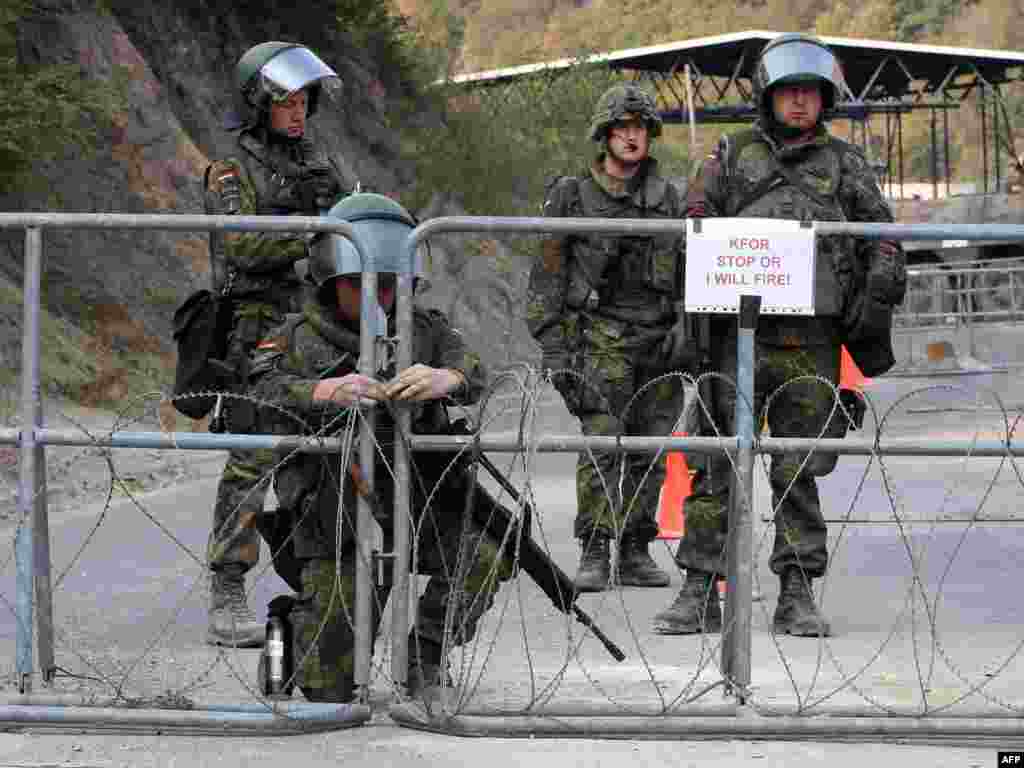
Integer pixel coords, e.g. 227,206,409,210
685,218,817,315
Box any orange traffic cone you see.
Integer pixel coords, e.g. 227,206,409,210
840,345,868,390
657,432,691,540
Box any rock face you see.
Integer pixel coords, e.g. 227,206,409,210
0,0,535,395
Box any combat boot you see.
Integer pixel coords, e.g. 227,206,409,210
615,536,670,587
207,564,265,648
652,569,722,634
773,567,831,637
573,535,611,593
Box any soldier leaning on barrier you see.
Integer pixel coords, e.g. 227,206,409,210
203,41,355,648
248,193,513,703
652,34,906,638
525,83,692,594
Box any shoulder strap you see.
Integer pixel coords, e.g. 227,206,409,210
565,175,582,216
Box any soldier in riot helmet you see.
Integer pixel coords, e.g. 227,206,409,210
652,33,905,637
525,82,691,593
249,193,513,702
204,41,356,648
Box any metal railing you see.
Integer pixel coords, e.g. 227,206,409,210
5,213,1024,741
0,212,374,734
895,257,1024,364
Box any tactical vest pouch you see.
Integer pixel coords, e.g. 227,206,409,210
170,289,235,419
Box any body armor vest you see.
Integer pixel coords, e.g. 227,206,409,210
722,129,856,318
238,131,343,215
222,130,347,310
565,162,684,327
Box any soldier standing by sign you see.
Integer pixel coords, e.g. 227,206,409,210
203,42,353,647
653,33,905,636
526,83,692,593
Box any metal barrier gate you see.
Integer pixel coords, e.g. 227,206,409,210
4,213,1024,744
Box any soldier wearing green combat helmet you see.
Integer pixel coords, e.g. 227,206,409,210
526,82,690,594
249,193,513,702
203,41,356,649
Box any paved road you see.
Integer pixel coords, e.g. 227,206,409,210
0,370,1021,765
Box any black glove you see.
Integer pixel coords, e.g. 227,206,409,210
659,318,699,373
298,169,341,211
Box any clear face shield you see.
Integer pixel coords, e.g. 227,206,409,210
258,46,342,106
757,40,847,101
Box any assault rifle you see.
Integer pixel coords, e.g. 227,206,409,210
356,417,626,663
456,439,626,663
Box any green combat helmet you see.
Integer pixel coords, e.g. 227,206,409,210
308,193,431,331
588,83,663,142
229,41,341,129
751,33,847,122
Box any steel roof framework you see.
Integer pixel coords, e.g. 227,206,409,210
447,31,1024,198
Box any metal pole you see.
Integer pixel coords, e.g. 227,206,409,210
684,63,698,155
722,295,759,702
980,88,989,194
994,87,1002,192
898,112,905,198
16,227,43,693
943,104,951,198
931,108,939,201
354,261,379,702
27,229,54,684
886,112,894,197
390,241,416,695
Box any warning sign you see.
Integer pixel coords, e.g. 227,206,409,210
684,218,817,315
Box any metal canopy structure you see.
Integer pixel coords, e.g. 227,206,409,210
449,30,1024,116
448,30,1024,198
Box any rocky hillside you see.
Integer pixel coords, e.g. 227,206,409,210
0,0,535,408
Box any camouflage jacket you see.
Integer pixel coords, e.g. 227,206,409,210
526,155,686,342
249,299,485,559
204,127,351,315
686,124,905,348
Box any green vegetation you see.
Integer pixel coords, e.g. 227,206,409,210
398,63,691,216
0,0,125,195
0,277,172,408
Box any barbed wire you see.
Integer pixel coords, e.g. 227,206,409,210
1,365,1023,724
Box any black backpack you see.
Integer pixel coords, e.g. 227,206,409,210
170,285,235,420
170,162,237,420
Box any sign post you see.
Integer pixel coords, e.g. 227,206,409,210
685,218,817,702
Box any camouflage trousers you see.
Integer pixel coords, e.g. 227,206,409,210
289,519,514,703
207,447,276,570
207,300,287,572
673,336,844,579
550,316,687,544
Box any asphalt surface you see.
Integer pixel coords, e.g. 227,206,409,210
0,366,1022,764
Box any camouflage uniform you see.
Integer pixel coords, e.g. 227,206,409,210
205,126,348,578
532,156,687,549
250,299,513,702
673,123,904,582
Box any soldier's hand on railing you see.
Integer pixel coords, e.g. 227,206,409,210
381,363,465,402
313,373,385,407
